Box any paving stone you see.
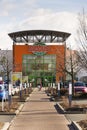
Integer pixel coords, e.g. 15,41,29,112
8,88,73,130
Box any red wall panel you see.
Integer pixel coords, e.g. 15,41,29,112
13,44,65,82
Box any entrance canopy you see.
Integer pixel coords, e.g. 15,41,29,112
8,30,71,44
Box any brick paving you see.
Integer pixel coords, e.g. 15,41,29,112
8,88,73,130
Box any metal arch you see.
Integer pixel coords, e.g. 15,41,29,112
8,30,71,44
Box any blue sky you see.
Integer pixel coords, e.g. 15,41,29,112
0,0,87,49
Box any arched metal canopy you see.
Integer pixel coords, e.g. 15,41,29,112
8,30,71,44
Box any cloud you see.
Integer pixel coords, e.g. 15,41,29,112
12,10,78,48
0,9,79,50
0,0,16,16
0,0,38,17
12,10,78,32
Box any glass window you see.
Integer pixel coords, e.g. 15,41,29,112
22,54,56,76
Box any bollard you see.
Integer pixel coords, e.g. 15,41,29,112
28,83,30,94
2,84,6,111
58,82,60,97
24,83,27,94
19,83,22,99
69,83,72,107
28,83,29,88
8,83,12,110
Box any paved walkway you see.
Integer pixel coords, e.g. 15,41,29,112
8,88,74,130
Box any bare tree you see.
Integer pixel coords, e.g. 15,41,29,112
76,9,87,70
0,50,12,82
56,46,79,95
66,48,80,94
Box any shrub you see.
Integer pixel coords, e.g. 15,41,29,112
60,88,68,96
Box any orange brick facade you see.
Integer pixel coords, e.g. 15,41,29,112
13,44,65,83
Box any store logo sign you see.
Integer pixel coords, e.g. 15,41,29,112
29,45,49,52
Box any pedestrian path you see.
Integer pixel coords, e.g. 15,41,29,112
8,88,73,130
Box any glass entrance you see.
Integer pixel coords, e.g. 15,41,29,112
22,54,56,87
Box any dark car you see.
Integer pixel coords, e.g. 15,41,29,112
74,81,87,93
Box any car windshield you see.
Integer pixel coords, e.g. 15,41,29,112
74,82,85,87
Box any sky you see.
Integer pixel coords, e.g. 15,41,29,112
0,0,87,50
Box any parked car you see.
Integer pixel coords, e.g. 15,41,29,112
85,83,87,87
0,84,8,100
74,81,87,93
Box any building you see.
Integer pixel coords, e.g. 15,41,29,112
8,30,70,87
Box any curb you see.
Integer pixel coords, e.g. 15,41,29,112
56,103,85,114
1,90,33,130
1,104,24,130
56,103,82,130
1,122,10,130
15,104,24,115
71,121,82,130
55,103,65,114
25,97,29,102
